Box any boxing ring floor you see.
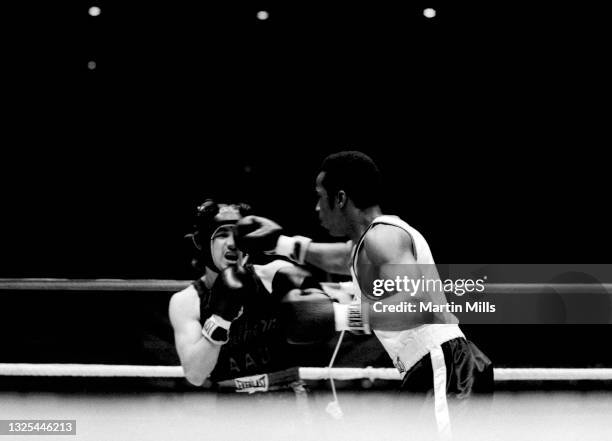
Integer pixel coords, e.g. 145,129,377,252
2,389,611,441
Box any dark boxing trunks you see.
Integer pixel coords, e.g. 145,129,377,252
400,338,494,396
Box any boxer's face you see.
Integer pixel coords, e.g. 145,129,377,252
315,172,346,237
210,225,243,270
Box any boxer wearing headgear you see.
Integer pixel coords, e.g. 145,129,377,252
184,199,252,274
170,199,328,389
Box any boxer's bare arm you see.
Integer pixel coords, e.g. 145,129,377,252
305,241,352,275
358,225,433,331
169,288,220,386
234,216,352,275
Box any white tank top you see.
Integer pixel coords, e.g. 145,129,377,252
350,215,464,374
350,215,434,289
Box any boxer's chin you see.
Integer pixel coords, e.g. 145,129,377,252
213,258,235,271
326,226,342,237
320,221,332,234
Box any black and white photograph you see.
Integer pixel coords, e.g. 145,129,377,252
1,1,611,440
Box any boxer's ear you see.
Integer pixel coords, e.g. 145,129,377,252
336,190,347,209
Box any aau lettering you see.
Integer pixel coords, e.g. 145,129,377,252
226,346,272,375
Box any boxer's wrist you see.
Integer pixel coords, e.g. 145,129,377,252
333,302,371,334
202,314,232,345
272,235,312,265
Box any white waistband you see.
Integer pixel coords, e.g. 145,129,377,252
374,324,465,374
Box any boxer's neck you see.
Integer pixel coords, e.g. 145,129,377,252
202,267,219,289
346,205,382,243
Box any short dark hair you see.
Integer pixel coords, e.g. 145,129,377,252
319,151,381,209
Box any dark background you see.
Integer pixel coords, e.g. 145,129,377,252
1,1,610,371
3,0,610,278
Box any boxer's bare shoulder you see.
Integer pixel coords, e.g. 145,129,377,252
169,284,200,324
361,224,415,265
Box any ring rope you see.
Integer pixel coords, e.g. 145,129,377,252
1,364,611,381
1,279,612,294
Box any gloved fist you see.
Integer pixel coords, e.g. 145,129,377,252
235,216,312,265
280,288,336,345
210,265,253,321
202,266,254,345
271,266,322,299
234,215,283,256
280,288,371,345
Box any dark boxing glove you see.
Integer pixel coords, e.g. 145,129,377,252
235,216,312,265
281,288,371,345
202,266,254,345
234,215,283,256
271,266,322,298
281,288,337,345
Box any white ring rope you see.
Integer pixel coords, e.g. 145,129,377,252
1,364,611,381
1,279,612,294
0,279,190,292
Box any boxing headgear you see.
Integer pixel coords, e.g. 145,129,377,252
185,199,252,273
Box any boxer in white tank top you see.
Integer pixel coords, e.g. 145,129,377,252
233,151,493,436
350,214,464,374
